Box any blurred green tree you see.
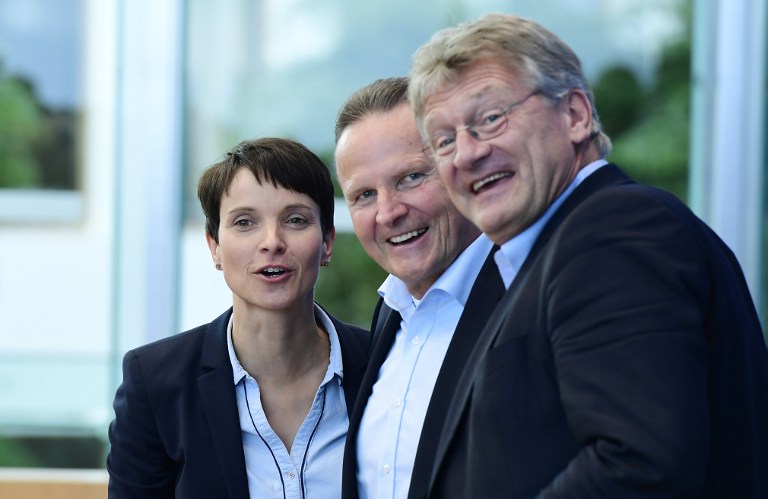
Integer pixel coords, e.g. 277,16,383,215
595,2,692,201
315,232,388,328
0,65,43,187
0,437,40,467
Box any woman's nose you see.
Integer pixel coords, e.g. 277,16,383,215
259,223,287,252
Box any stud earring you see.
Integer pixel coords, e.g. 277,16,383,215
215,263,222,270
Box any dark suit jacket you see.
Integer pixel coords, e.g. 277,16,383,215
107,306,370,499
427,164,768,498
342,247,505,499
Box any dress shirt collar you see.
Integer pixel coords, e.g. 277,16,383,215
379,234,495,313
226,304,344,385
495,159,608,288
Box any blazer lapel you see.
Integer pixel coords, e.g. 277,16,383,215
332,317,370,416
197,308,250,499
427,164,633,494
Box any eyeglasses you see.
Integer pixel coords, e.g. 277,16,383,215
425,91,541,163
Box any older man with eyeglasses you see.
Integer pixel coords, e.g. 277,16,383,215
410,12,768,499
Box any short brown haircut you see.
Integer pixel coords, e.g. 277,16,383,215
198,137,334,243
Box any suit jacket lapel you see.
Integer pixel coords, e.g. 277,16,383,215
197,308,250,499
427,164,633,494
342,302,402,499
408,246,504,499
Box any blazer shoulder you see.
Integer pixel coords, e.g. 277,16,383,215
125,308,232,378
127,325,206,371
325,311,371,415
330,314,371,360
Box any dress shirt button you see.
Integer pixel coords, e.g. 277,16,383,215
393,398,401,408
412,336,421,345
287,471,296,479
383,464,391,474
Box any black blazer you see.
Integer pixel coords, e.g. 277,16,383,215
107,307,370,499
427,164,768,498
342,247,504,499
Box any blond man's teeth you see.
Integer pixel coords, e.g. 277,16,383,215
389,229,426,244
473,172,510,192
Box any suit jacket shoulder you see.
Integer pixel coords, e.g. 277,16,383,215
407,246,503,499
430,163,768,498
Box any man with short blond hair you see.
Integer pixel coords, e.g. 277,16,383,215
335,76,503,499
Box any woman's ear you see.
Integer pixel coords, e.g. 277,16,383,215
206,231,221,269
322,228,336,266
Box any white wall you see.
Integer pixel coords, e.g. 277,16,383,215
0,0,118,431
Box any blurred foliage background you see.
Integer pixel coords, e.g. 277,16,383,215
595,1,692,202
0,63,42,187
0,2,696,331
316,232,388,329
0,61,79,189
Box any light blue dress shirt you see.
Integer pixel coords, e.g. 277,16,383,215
356,235,495,499
227,305,348,499
495,159,608,288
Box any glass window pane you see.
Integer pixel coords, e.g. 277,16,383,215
0,0,82,190
0,0,97,470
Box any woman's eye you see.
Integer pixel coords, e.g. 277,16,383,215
234,219,252,227
286,216,307,225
